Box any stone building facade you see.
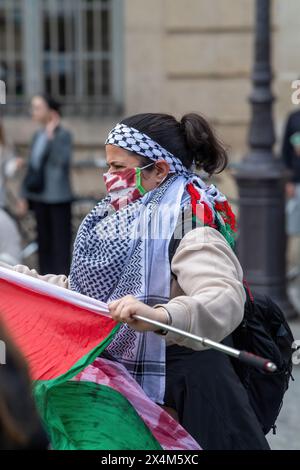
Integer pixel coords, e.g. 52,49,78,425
1,0,300,200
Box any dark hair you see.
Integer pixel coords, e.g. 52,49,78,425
34,93,62,116
121,113,228,175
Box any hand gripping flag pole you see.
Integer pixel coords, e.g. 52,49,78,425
0,266,277,374
134,314,277,373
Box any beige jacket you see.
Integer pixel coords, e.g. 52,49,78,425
0,226,246,351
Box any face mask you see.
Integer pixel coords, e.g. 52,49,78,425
103,162,154,210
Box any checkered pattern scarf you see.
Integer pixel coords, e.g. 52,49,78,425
69,123,236,404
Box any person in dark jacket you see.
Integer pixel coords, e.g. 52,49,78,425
281,109,300,236
21,94,73,275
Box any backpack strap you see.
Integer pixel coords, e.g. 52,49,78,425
243,278,254,303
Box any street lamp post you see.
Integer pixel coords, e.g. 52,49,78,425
233,0,297,318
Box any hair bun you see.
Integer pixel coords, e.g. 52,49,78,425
180,113,227,175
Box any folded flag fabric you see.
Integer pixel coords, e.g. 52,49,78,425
0,266,200,450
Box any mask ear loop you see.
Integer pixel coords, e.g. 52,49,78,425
136,161,171,194
135,162,155,195
157,173,169,188
157,160,173,188
136,167,147,195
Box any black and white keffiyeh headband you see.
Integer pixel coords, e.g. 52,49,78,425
105,123,192,177
105,122,236,244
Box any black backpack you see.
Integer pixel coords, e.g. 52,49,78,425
231,281,294,435
168,234,295,435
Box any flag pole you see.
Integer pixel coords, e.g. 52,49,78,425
134,314,277,373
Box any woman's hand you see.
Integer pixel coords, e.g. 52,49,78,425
46,111,60,139
108,295,169,332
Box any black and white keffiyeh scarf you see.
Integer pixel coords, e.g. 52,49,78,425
69,123,235,404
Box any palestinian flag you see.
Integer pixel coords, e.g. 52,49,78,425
0,266,200,450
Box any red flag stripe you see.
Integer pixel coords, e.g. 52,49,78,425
0,274,117,381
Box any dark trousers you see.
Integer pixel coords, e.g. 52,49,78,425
31,201,72,276
164,344,270,450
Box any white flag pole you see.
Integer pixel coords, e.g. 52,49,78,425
134,314,277,373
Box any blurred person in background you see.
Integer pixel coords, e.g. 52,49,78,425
0,320,49,449
282,108,300,235
0,119,22,265
20,94,73,275
281,108,300,281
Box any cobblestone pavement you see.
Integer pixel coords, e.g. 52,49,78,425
267,307,300,449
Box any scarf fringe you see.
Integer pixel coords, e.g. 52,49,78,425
186,182,237,249
214,200,237,233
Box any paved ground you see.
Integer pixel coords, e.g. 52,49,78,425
266,281,300,450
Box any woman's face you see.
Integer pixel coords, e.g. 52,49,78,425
31,96,51,125
105,144,170,192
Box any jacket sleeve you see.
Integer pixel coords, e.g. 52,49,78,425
51,130,72,168
0,261,69,289
154,226,246,351
20,131,44,199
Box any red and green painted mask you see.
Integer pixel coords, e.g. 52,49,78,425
103,162,154,210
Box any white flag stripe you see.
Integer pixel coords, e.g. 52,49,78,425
0,266,110,317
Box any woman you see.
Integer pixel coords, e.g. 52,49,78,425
21,94,73,275
0,113,269,449
0,119,22,265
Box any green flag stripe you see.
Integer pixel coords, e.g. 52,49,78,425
35,380,162,450
33,322,161,449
